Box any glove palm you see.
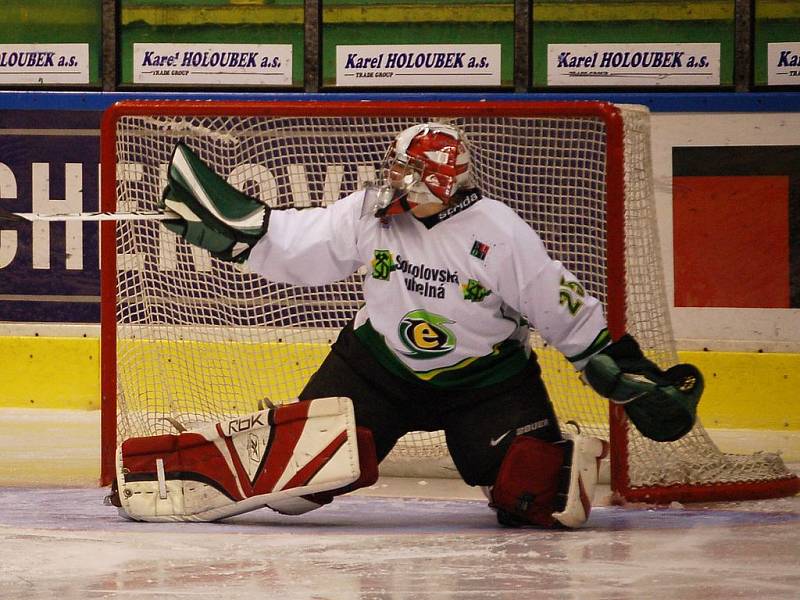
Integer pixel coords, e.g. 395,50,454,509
159,142,269,263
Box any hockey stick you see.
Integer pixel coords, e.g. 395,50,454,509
0,205,180,223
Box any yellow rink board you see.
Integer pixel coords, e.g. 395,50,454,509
115,337,330,413
0,337,102,410
0,336,797,432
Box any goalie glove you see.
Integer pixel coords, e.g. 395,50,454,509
582,334,703,442
159,142,270,263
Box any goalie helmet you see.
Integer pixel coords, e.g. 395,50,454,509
364,122,473,217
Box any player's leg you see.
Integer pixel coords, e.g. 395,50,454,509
442,357,607,528
441,358,561,486
294,320,458,513
299,321,416,464
490,426,608,528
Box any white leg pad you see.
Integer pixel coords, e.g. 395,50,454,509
552,432,609,528
115,397,361,522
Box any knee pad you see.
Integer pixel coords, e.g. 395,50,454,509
489,431,608,528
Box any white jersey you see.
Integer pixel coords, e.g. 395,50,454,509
247,189,609,388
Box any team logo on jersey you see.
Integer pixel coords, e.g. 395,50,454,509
371,249,395,281
462,278,492,302
398,310,456,359
470,240,490,261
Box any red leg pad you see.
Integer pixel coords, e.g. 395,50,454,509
490,436,566,528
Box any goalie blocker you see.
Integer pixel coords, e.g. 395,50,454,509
110,397,378,522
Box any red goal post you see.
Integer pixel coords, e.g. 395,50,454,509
99,99,799,503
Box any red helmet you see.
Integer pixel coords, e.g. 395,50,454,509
371,123,472,217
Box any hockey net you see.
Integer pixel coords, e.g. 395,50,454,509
99,100,799,502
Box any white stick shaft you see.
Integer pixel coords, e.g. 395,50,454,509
3,210,179,222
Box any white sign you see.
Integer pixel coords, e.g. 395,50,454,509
133,43,292,86
547,43,720,86
336,44,501,87
0,44,89,84
767,42,800,86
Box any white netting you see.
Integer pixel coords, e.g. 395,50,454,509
106,102,796,498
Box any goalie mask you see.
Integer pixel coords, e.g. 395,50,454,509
363,123,473,218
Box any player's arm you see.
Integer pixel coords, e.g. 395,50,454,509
497,214,609,369
503,217,702,443
536,273,703,444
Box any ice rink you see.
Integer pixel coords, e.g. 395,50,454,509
1,409,798,599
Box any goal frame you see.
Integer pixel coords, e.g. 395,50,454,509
99,99,799,504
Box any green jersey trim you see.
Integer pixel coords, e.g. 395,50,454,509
566,328,611,365
354,319,529,389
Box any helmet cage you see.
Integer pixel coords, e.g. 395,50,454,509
380,148,424,192
366,123,471,218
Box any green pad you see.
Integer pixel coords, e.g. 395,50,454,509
159,142,269,263
584,354,703,443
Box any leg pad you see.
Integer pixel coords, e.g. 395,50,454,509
113,397,371,522
490,432,608,528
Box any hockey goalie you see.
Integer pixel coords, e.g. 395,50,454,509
111,122,702,527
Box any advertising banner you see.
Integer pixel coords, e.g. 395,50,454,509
335,44,501,87
0,111,101,323
0,44,89,85
767,42,800,86
547,43,721,86
133,43,293,86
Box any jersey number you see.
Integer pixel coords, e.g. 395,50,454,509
559,277,585,316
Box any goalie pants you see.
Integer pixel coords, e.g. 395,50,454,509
299,322,562,486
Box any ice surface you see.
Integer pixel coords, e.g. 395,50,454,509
0,487,798,600
0,408,798,599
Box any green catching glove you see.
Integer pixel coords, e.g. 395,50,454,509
583,334,703,442
159,142,270,263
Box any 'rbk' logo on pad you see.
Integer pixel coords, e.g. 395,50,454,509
225,413,266,436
